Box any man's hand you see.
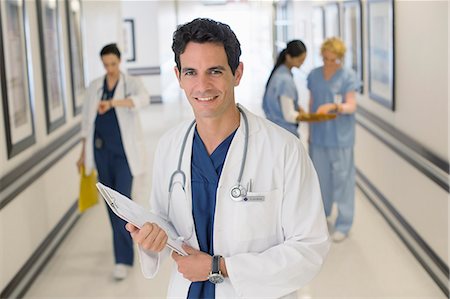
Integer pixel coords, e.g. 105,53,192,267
125,222,168,253
171,244,212,282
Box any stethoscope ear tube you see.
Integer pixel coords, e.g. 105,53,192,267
168,104,250,201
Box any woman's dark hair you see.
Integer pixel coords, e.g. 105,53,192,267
100,43,121,59
172,18,241,75
265,40,307,87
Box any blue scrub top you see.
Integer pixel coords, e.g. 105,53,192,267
262,64,299,136
94,78,126,156
187,127,237,299
307,67,359,147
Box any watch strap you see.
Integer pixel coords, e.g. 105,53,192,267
212,255,221,273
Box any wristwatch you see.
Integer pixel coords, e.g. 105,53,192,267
208,255,224,284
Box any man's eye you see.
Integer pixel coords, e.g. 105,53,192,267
184,71,195,76
211,69,223,75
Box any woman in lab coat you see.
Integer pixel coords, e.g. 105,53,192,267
77,43,149,280
126,19,329,298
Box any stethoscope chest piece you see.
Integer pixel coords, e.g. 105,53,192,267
230,184,247,201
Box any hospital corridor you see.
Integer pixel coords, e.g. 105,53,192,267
0,1,448,299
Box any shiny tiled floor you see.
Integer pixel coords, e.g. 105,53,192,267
24,101,445,299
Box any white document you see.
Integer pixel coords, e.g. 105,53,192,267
96,182,187,256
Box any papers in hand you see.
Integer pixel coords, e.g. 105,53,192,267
96,182,187,256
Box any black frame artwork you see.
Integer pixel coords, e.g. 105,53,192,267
343,0,363,93
367,0,395,110
37,0,67,133
66,0,86,116
123,18,136,62
0,0,36,159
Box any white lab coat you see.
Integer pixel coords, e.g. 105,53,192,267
80,73,149,176
138,106,330,298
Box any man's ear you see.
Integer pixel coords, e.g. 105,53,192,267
174,66,182,86
234,62,244,86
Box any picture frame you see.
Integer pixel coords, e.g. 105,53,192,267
324,2,340,38
367,0,395,110
37,0,67,133
311,6,325,67
343,0,363,93
0,0,36,159
123,18,136,62
66,0,86,116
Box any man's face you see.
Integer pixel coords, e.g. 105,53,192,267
175,42,243,120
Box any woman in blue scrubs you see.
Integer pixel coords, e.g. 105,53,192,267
77,44,149,279
262,40,307,137
307,37,360,242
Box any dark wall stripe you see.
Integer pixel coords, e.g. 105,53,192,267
356,169,449,297
127,66,161,76
0,124,81,210
357,119,449,192
357,106,449,174
0,200,80,299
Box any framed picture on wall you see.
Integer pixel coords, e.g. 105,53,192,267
312,6,325,67
324,2,340,38
343,0,363,93
123,19,136,62
66,0,86,116
37,0,67,133
0,0,36,159
367,0,395,110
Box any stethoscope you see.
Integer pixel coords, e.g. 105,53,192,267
168,104,250,202
97,72,129,100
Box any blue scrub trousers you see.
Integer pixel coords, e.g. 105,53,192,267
94,148,134,266
310,145,355,234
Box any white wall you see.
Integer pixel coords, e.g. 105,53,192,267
122,0,162,99
355,0,448,263
358,1,448,159
291,0,448,264
82,1,122,83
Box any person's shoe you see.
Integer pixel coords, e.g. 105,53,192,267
331,231,347,243
326,217,333,231
113,264,129,280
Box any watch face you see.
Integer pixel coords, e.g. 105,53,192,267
208,273,224,284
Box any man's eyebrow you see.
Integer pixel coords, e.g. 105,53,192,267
181,67,195,73
208,66,226,71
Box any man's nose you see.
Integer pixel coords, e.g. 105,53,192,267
196,74,212,90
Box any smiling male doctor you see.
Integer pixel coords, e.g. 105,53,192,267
126,18,330,298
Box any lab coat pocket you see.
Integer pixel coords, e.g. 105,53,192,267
235,189,282,247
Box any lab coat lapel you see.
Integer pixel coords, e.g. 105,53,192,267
218,106,260,190
180,126,200,249
114,74,125,99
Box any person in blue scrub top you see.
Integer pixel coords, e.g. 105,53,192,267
77,43,149,280
126,18,330,298
307,37,360,243
262,40,307,137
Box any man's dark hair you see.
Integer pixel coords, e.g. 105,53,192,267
172,18,241,75
100,43,121,59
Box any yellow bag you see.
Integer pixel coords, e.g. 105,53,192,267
78,166,98,212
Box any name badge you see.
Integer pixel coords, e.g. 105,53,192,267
334,94,343,104
244,192,265,202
